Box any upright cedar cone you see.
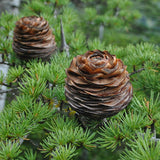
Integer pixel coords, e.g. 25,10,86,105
65,50,133,119
12,16,56,60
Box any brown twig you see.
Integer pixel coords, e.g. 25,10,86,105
129,68,145,76
1,82,12,88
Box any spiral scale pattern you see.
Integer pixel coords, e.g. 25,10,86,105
65,50,133,119
13,16,56,60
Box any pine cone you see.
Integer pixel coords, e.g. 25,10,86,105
65,50,133,119
12,16,56,60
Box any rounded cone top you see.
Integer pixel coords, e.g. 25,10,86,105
12,16,56,60
65,50,133,119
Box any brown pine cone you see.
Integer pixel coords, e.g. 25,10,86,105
12,16,56,60
65,50,133,119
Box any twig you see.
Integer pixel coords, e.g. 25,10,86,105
0,88,18,94
29,139,40,147
99,24,104,41
138,132,160,144
60,19,70,57
129,68,145,76
1,82,12,88
54,9,58,19
18,134,29,145
115,7,119,17
151,137,160,143
60,100,64,113
76,114,88,130
0,61,14,66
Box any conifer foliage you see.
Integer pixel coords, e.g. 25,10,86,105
0,0,160,159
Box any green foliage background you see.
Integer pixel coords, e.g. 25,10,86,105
0,0,159,159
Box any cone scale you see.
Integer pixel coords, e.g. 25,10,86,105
65,50,133,119
12,16,56,60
